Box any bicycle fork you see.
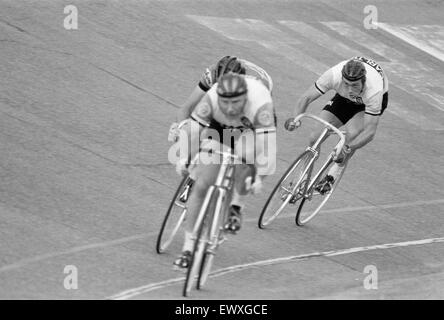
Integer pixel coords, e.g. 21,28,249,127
306,156,334,198
207,160,233,253
206,188,227,254
290,127,330,200
191,160,232,254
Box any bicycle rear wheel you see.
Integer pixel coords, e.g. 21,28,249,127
182,187,216,297
258,151,313,229
296,159,347,226
156,175,190,254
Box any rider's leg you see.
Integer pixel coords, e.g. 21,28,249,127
315,93,367,146
327,111,364,180
309,94,348,147
223,130,257,233
314,96,364,193
229,130,255,211
223,164,255,233
309,110,343,147
343,111,365,145
174,161,220,269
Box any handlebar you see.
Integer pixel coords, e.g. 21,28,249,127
199,147,257,185
290,113,346,157
200,147,245,164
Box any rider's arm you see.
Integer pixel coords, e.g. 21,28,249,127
253,102,277,179
175,94,213,166
347,91,382,150
190,94,213,127
292,85,323,117
177,86,206,122
177,67,215,122
291,67,335,118
348,113,380,151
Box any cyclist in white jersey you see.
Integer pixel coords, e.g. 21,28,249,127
169,56,273,131
173,73,276,269
285,56,389,192
167,56,274,226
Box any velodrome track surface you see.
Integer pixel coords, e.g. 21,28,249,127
0,0,443,300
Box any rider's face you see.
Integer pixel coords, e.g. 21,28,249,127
218,94,247,118
342,77,363,98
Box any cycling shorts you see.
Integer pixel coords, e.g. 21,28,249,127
323,92,388,124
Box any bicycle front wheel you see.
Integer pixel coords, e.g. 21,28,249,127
156,175,189,254
197,250,215,289
197,186,227,290
258,151,313,229
182,187,216,297
296,159,347,226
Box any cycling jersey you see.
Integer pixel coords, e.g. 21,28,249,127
192,75,275,134
198,59,273,93
315,56,389,116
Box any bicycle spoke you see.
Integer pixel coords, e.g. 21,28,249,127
258,151,313,229
296,160,347,226
156,175,190,254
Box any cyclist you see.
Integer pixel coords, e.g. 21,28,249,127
168,56,273,211
173,72,276,269
170,55,273,127
285,56,389,192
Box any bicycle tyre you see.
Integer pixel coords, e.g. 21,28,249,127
295,159,347,226
197,251,215,290
197,188,227,289
258,151,314,229
156,175,190,254
182,187,216,297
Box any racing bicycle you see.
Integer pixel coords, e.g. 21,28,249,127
183,147,254,297
258,113,347,228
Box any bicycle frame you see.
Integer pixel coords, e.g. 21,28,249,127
293,113,346,155
204,151,236,252
184,148,242,296
258,113,346,228
189,150,236,247
292,114,345,194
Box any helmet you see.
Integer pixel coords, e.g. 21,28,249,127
215,56,245,79
342,59,366,82
216,72,248,98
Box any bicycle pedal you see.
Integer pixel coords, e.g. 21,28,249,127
173,265,188,273
224,225,239,234
289,195,298,204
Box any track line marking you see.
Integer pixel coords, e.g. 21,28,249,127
386,100,444,131
244,198,444,222
0,234,149,273
107,236,444,300
1,199,443,273
279,20,361,58
377,23,444,63
187,15,327,75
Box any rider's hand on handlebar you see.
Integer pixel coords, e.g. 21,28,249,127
245,175,263,194
284,117,300,131
168,122,180,142
334,144,352,163
175,158,188,176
